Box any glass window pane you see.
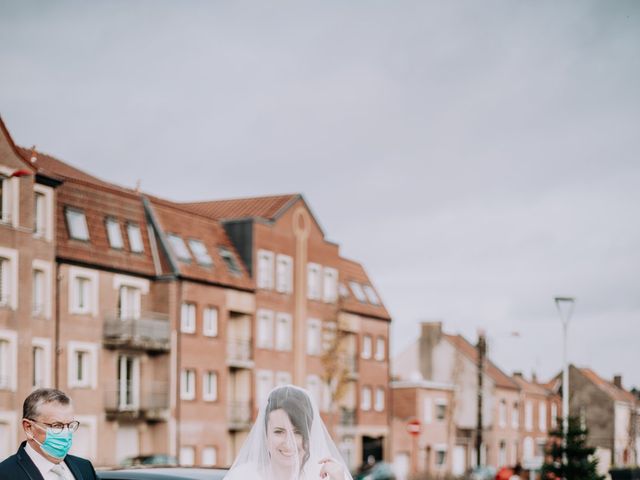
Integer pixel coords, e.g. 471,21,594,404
168,234,192,262
188,239,213,266
106,218,124,249
65,209,90,241
127,224,144,253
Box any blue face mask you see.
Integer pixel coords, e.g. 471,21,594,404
29,423,74,459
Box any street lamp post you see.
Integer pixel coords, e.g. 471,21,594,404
554,296,575,469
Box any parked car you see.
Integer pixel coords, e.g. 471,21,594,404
468,465,497,480
97,467,228,480
354,461,396,480
120,455,178,467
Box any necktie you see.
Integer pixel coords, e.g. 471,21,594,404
50,463,71,480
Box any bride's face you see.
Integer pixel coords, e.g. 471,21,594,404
267,408,305,468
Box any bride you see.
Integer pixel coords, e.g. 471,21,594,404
224,385,352,480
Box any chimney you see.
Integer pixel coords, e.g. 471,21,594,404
419,322,442,381
531,372,538,383
513,371,523,379
613,375,622,389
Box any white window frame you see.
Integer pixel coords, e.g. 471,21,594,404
202,446,217,467
181,302,196,334
306,374,322,410
361,386,372,411
126,223,144,253
374,387,385,412
67,341,98,389
322,267,338,303
118,285,141,320
512,402,520,429
374,336,385,361
105,218,124,249
499,399,507,428
203,371,218,402
539,402,547,432
188,239,213,267
349,281,367,303
257,249,274,290
0,330,18,391
525,400,534,432
307,263,322,300
0,411,18,459
32,337,52,389
256,370,274,407
435,445,447,467
363,285,381,305
32,259,52,318
435,398,447,421
551,402,558,429
275,312,292,351
257,309,274,349
361,335,372,359
65,207,90,241
0,247,18,310
117,355,140,410
179,446,195,466
275,254,293,294
203,307,218,337
69,267,99,316
33,184,54,242
0,169,19,228
423,397,432,424
180,368,196,400
168,234,192,262
306,318,322,356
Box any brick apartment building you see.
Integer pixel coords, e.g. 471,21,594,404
0,115,392,469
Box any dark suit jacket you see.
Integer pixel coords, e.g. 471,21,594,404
0,441,97,480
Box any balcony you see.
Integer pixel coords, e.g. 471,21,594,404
228,400,252,431
103,312,170,352
227,338,254,369
104,381,169,422
340,407,357,427
343,354,358,380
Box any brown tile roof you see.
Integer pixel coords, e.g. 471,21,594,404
511,375,552,396
338,257,391,321
181,194,300,221
443,334,520,390
578,367,636,403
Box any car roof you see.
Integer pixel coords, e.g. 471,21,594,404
97,467,227,480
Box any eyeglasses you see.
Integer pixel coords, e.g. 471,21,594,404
28,419,80,434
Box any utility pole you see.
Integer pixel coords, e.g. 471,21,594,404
476,331,486,468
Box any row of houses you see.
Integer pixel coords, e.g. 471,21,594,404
390,321,640,478
0,115,391,469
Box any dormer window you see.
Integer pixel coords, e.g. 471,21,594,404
188,239,213,267
218,246,241,275
127,223,144,253
363,285,381,305
0,175,10,224
348,281,367,303
65,208,90,241
105,218,124,249
167,234,191,262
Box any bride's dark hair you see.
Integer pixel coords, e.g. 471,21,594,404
265,386,314,470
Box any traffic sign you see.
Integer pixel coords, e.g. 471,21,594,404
406,418,421,436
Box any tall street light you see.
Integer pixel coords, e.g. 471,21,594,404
554,296,575,451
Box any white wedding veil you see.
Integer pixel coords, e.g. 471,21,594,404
224,385,353,480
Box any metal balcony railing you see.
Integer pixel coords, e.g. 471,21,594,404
103,312,170,352
227,401,252,430
227,338,252,365
104,381,169,420
343,354,358,379
340,407,357,427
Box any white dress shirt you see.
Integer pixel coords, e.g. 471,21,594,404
24,442,76,480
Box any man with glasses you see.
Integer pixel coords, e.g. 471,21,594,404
0,388,97,479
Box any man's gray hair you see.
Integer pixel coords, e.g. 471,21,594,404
23,388,72,420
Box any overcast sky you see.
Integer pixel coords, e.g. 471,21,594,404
2,1,639,388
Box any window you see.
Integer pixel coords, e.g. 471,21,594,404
32,339,51,389
306,374,322,408
181,369,196,400
435,447,447,467
218,246,242,275
118,355,139,409
257,250,274,289
0,331,18,391
551,403,558,429
202,446,217,467
323,267,338,303
168,234,191,262
361,335,372,359
203,371,218,401
338,283,349,298
499,441,507,467
257,309,274,349
105,218,124,249
523,436,534,461
374,387,385,412
374,336,385,361
275,313,292,351
499,399,507,427
276,254,293,293
435,399,447,421
0,175,11,223
307,263,322,300
525,401,533,431
512,402,520,429
32,269,45,316
275,371,292,387
0,247,18,310
126,223,144,253
179,446,195,466
256,370,274,407
34,192,46,237
361,386,372,411
118,286,141,320
65,208,90,241
188,239,213,267
423,398,432,423
539,402,547,432
0,257,9,306
349,282,367,303
181,303,196,334
73,277,90,314
68,341,98,389
203,307,218,337
363,285,381,305
69,267,98,316
307,318,322,355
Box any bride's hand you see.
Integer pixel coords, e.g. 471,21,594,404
318,458,345,480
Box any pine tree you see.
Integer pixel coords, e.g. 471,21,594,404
541,416,605,480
